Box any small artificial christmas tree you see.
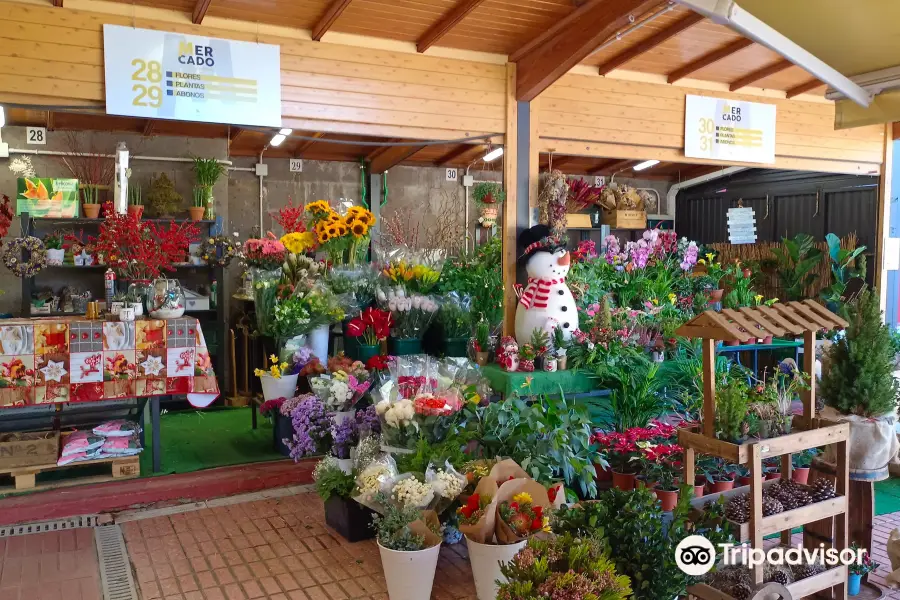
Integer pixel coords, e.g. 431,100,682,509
820,289,900,416
146,173,183,218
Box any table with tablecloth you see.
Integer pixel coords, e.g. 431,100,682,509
0,316,220,472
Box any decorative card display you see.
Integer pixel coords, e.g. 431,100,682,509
16,178,80,218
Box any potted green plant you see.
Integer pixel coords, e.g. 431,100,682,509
315,458,376,542
80,184,102,219
699,252,727,302
552,325,569,370
473,320,490,366
472,181,505,228
820,289,900,481
791,448,818,484
731,463,752,487
716,378,750,443
43,231,64,265
821,233,866,311
530,328,550,371
189,187,206,221
771,233,823,301
437,293,471,357
701,458,737,493
191,156,225,220
645,455,681,511
762,456,781,480
128,183,143,219
847,542,879,596
146,173,183,218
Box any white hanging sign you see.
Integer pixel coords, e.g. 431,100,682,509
727,207,757,244
103,25,282,127
684,95,776,164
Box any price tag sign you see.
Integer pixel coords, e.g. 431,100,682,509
289,159,303,173
446,168,458,182
26,127,46,145
103,25,282,127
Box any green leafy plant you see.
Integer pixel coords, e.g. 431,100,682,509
716,377,750,442
192,187,205,208
551,487,734,599
551,324,568,355
723,266,757,309
394,433,472,475
370,492,433,551
600,356,667,432
472,181,505,205
437,237,503,327
530,327,550,357
657,339,731,421
146,173,183,217
474,320,490,352
128,183,142,206
792,448,819,469
43,231,63,250
771,233,823,301
437,294,472,338
821,289,900,416
820,233,867,306
192,156,226,188
497,534,632,600
313,458,355,503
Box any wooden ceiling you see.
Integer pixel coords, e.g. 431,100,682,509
99,0,825,98
539,154,725,180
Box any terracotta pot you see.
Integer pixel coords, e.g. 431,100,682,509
611,471,635,491
594,464,612,482
83,204,101,219
188,206,206,221
707,478,735,493
480,206,499,228
792,467,810,485
765,470,781,481
128,205,144,219
707,288,724,302
654,487,679,511
725,339,741,347
760,335,773,344
694,478,706,498
738,475,752,487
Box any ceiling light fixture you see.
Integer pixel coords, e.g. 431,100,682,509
633,159,660,171
270,134,286,147
482,147,504,162
279,128,293,136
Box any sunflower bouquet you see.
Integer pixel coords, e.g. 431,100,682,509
305,200,376,266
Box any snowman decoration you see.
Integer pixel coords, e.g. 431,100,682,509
514,225,578,346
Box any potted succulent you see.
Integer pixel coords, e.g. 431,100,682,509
372,494,443,600
43,231,65,265
127,183,144,219
848,542,879,596
473,320,490,366
472,181,505,228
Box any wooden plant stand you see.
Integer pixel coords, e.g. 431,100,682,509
676,301,850,600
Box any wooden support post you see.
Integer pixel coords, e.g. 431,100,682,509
502,63,518,336
684,446,695,494
802,329,816,419
835,439,849,600
702,338,716,438
750,444,764,586
780,452,793,545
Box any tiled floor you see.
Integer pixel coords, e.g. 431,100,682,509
0,528,102,600
121,491,477,600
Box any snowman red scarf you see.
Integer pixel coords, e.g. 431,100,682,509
518,277,564,309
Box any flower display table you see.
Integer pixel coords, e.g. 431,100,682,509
480,364,600,398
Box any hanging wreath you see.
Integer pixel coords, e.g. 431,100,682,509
3,236,48,278
198,234,242,268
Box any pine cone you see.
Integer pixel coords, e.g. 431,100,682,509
810,478,836,502
732,582,752,600
725,495,751,523
792,562,825,580
762,495,784,516
764,564,793,585
793,490,813,506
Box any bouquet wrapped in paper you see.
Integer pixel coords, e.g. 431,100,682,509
309,370,371,413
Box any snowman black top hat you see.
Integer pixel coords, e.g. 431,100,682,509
518,224,568,267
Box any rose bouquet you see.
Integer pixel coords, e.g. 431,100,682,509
377,287,439,340
412,391,464,443
375,397,418,450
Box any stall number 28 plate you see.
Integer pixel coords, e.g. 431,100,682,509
132,59,164,108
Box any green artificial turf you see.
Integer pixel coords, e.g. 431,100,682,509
139,407,285,476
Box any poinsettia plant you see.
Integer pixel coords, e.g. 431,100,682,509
91,203,199,280
347,307,393,346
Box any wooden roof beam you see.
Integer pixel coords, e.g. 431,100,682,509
729,59,793,92
596,12,704,76
514,0,659,102
598,159,635,174
142,120,155,136
228,127,246,150
312,0,353,41
417,0,488,53
786,77,824,99
667,38,753,84
192,0,213,24
294,132,326,156
52,0,63,6
369,144,427,174
434,144,479,166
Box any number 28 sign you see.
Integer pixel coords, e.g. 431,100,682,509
102,24,283,128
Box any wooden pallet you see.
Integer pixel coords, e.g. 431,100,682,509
0,454,140,491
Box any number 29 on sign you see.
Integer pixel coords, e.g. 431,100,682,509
698,118,714,151
131,58,163,108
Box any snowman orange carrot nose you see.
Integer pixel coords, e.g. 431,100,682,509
557,252,571,266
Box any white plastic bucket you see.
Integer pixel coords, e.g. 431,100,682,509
466,537,526,600
378,541,441,600
259,373,299,401
306,324,330,363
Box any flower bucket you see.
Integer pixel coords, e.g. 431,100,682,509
378,541,441,600
273,412,293,457
324,496,376,542
336,458,354,474
848,573,862,596
612,471,635,491
708,478,735,493
443,337,468,358
306,324,330,363
466,537,526,600
46,248,65,266
259,373,299,402
357,344,379,364
333,410,355,426
389,337,422,356
653,487,679,511
792,467,810,485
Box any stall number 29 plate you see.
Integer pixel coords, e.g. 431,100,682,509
131,59,164,108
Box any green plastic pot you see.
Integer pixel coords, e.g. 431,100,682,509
389,337,422,356
357,344,380,364
443,337,468,358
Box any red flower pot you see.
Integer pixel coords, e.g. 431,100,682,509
738,476,752,487
725,339,741,347
694,483,706,498
612,471,635,491
595,464,612,482
761,335,773,344
707,478,735,493
654,487,679,511
765,470,781,481
792,467,810,485
708,289,724,302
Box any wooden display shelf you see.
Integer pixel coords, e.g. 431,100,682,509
728,495,847,542
688,566,847,600
0,454,140,491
